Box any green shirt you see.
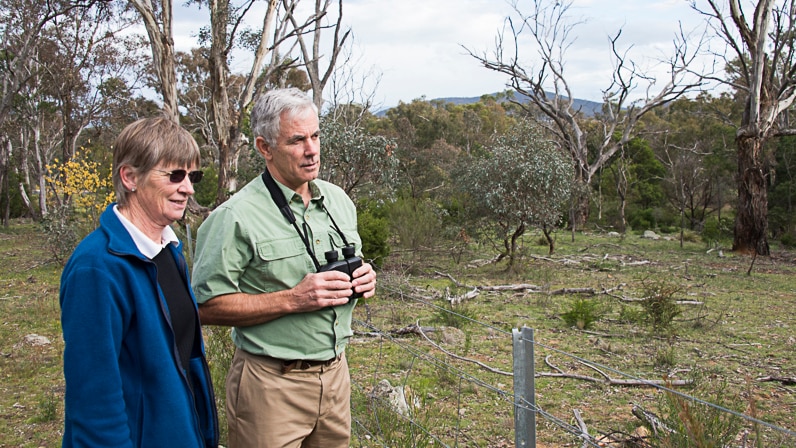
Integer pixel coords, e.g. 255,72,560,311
191,175,361,360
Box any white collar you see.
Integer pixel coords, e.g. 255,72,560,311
113,205,179,259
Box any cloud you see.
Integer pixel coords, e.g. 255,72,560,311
164,0,709,107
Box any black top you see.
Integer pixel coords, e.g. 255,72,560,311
153,247,197,372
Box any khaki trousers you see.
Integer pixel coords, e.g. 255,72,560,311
225,348,351,448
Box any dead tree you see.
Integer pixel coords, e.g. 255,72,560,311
466,0,706,229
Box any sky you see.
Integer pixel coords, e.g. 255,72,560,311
172,0,713,109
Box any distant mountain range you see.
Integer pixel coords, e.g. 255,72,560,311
438,91,604,116
377,91,604,117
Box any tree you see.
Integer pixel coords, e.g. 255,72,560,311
128,0,181,123
601,137,666,233
458,119,573,265
769,136,796,239
318,117,398,199
0,0,105,221
283,0,350,110
694,0,796,255
467,0,705,229
132,0,348,205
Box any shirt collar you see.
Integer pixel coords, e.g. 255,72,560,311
113,205,179,259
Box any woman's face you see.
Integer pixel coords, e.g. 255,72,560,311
131,163,198,231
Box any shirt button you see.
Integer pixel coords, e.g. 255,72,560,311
316,239,321,244
304,214,310,220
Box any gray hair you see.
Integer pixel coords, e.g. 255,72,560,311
112,116,201,207
250,88,318,148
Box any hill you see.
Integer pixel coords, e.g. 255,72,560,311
376,91,604,117
441,91,604,116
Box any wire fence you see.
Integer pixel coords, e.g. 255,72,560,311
346,282,796,448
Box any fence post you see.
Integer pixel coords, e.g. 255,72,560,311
513,326,536,447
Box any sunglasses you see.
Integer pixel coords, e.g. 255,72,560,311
154,169,204,184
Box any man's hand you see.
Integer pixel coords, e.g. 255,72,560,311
351,262,377,299
289,270,355,311
198,264,377,327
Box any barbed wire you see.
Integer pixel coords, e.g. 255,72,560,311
349,282,796,446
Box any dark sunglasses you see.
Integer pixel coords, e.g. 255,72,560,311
154,169,204,184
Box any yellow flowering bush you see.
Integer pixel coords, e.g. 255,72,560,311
42,149,114,263
46,149,114,229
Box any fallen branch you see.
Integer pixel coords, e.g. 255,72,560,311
434,271,468,288
572,409,592,448
632,403,676,436
756,375,796,386
447,287,479,305
480,284,540,292
354,324,438,338
542,355,691,387
414,322,513,376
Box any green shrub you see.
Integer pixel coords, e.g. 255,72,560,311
701,216,733,246
433,300,476,329
654,346,677,369
618,304,645,324
561,299,606,330
640,279,683,332
628,208,655,231
385,196,442,251
192,164,218,207
654,377,744,448
780,232,796,248
40,205,79,265
357,201,391,269
681,230,701,243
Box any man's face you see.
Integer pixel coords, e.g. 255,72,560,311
261,108,321,191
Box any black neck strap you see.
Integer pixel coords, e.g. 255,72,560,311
262,169,322,270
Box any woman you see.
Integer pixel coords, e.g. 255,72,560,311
59,117,218,447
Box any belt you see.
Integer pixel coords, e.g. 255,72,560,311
279,355,342,374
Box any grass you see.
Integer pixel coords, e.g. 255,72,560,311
0,221,65,447
2,222,795,446
347,230,796,447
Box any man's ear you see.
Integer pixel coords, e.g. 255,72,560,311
255,136,272,161
119,165,138,192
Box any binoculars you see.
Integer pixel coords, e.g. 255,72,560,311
318,245,363,302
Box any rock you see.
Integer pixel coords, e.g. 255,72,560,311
369,379,420,416
24,334,51,346
642,230,660,240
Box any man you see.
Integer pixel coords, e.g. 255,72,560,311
192,87,377,448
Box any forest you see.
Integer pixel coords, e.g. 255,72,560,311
2,1,796,445
1,0,796,263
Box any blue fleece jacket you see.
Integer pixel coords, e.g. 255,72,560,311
60,204,218,447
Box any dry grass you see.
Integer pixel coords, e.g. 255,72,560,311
1,222,795,447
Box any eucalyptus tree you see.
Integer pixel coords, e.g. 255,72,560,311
467,0,705,229
318,117,398,200
282,0,349,111
0,0,105,126
132,0,349,205
0,0,105,220
458,119,573,265
769,136,796,238
694,0,796,255
642,94,738,238
0,0,139,221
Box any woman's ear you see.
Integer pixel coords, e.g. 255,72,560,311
119,165,138,192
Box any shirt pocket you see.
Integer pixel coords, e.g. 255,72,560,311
251,237,311,289
256,236,306,261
